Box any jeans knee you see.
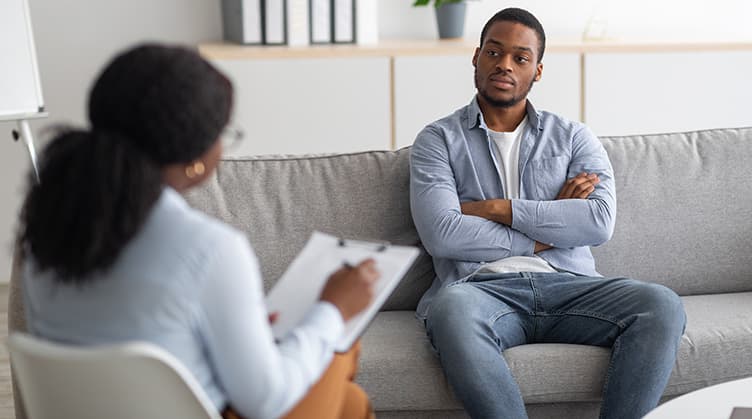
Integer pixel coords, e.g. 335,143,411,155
428,285,470,324
426,285,487,345
638,283,686,336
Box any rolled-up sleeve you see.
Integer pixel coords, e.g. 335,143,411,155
410,126,536,261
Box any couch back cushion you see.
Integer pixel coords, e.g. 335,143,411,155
184,127,752,311
594,127,752,295
183,149,434,311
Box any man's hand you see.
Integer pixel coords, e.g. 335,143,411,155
461,201,552,253
557,173,600,200
460,199,513,225
534,242,552,253
460,173,600,225
461,174,599,252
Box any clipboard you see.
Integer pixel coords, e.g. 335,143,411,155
265,231,419,353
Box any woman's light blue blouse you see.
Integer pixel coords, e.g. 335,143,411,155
23,187,344,419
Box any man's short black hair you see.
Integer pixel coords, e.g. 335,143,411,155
479,8,546,63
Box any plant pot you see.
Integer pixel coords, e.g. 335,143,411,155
435,2,467,39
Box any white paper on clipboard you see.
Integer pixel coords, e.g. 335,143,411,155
265,231,419,352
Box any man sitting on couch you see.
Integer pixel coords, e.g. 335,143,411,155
409,8,686,419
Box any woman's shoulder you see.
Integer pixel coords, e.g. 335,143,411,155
132,188,255,271
158,188,244,241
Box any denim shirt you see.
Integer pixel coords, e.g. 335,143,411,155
410,98,617,318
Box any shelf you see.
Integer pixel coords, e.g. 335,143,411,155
199,39,752,60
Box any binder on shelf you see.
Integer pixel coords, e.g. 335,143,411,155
263,0,287,45
286,0,309,46
309,0,332,44
221,0,262,44
333,0,355,44
265,231,419,353
355,0,378,45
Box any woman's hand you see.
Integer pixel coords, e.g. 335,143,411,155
320,259,379,322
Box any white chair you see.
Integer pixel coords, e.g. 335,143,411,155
7,332,222,419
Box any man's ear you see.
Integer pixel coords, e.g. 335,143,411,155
534,62,543,81
472,47,480,68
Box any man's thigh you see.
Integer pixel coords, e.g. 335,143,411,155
530,274,682,346
425,274,538,351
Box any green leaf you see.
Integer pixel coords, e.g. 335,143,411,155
413,0,430,6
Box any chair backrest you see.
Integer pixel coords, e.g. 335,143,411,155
7,333,222,419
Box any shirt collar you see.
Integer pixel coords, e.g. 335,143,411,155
466,95,543,132
160,185,190,210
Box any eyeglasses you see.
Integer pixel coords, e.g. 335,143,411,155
221,126,245,151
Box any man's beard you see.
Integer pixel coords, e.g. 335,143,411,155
475,68,535,108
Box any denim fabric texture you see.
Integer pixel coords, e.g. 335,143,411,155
411,98,686,418
425,273,686,419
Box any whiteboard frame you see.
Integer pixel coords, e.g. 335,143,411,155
18,0,45,114
2,0,46,182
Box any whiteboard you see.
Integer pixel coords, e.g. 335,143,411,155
0,0,44,119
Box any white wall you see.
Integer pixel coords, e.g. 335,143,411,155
2,0,751,281
379,0,752,42
0,0,224,281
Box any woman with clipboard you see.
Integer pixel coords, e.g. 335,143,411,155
18,44,378,419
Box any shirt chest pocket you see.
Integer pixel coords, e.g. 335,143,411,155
528,155,570,200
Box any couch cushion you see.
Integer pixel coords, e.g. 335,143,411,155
669,292,752,393
183,149,433,310
356,311,609,411
594,127,752,295
187,127,752,309
357,292,752,411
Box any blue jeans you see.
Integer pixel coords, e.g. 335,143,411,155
424,272,686,419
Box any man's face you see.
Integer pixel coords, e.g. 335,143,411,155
473,21,543,109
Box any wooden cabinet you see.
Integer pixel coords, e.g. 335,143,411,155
585,50,752,136
393,55,475,149
212,57,391,155
201,41,752,155
393,53,580,148
530,53,582,127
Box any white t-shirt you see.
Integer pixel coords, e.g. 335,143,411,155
488,118,526,200
484,117,557,274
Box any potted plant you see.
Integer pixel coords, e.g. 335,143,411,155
413,0,467,39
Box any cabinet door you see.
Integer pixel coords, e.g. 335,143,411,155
393,55,474,149
532,53,581,124
393,53,581,149
213,57,391,155
585,51,752,136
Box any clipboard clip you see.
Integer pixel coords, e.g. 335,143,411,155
337,237,390,252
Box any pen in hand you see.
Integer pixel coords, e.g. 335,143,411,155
321,259,380,321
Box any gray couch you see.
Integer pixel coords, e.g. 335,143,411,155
9,127,752,419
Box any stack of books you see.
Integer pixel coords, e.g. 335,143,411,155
221,0,378,46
